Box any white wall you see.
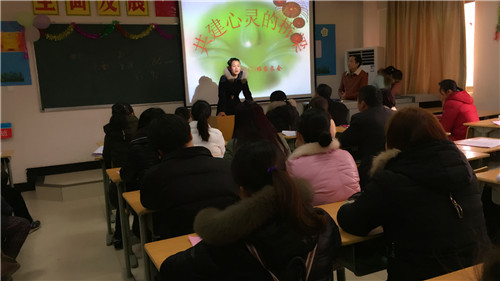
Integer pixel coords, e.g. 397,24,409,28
314,1,364,92
473,1,500,112
0,1,183,184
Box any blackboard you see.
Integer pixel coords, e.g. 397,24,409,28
34,24,184,110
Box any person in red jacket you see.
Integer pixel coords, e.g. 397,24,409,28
439,79,478,140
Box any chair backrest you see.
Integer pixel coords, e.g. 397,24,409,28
208,115,235,141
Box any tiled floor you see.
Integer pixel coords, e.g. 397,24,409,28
14,187,386,281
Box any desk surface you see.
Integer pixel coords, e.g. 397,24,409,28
475,168,500,185
477,111,500,119
106,168,121,183
0,150,14,158
456,137,500,154
336,126,347,134
461,150,490,161
425,264,482,280
122,190,154,216
464,118,500,129
145,201,383,270
424,107,443,114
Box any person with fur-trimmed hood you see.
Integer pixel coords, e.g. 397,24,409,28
217,57,253,116
160,140,341,281
337,107,491,281
287,109,360,205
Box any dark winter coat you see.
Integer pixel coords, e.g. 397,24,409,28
102,115,138,169
160,180,341,281
140,146,239,239
119,128,160,190
217,68,253,115
338,105,394,188
337,140,491,281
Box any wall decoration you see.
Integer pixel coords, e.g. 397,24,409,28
315,24,336,76
127,0,149,16
33,1,59,15
97,0,120,16
1,21,32,86
155,1,178,17
65,1,91,16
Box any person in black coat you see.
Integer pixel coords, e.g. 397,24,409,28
140,114,239,239
338,85,394,189
266,90,299,132
337,107,491,281
315,84,349,126
160,140,341,281
120,107,165,190
217,57,253,116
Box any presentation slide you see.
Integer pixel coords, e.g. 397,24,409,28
179,0,314,106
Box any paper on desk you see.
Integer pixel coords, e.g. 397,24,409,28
281,130,297,137
493,120,500,126
455,138,500,148
92,145,103,156
189,235,202,246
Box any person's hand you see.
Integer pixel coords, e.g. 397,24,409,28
217,112,227,117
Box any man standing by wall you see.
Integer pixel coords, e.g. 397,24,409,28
338,55,368,100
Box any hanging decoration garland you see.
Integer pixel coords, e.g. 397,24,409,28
39,21,173,41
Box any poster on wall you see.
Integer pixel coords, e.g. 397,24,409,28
65,1,91,16
315,24,336,76
1,21,32,86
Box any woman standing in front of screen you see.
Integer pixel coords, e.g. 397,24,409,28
217,58,253,116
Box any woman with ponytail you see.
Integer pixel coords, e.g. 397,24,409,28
287,109,360,205
190,100,226,157
160,140,341,281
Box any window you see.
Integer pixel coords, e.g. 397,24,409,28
464,2,475,93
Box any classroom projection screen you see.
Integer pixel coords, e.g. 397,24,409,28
179,0,314,106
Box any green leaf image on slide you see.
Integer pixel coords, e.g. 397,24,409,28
196,1,303,94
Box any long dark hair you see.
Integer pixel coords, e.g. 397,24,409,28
191,100,212,142
232,101,288,156
298,109,332,147
109,102,134,131
439,79,463,92
232,141,326,235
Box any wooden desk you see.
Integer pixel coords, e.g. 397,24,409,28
145,201,383,272
336,126,347,134
1,150,15,188
476,168,500,205
424,107,443,114
123,190,155,281
456,138,500,154
477,110,500,120
464,118,500,138
105,168,138,277
425,264,482,280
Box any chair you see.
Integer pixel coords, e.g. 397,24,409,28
208,115,235,142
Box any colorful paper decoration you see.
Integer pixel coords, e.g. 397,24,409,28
155,1,178,17
39,21,174,41
1,123,12,139
65,1,91,16
32,1,59,15
97,0,120,16
1,21,32,86
126,0,149,16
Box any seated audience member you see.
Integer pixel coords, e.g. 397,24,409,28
438,79,478,140
190,100,226,157
287,109,360,205
338,54,368,100
315,84,349,125
308,96,337,141
338,85,394,189
141,114,239,239
373,66,403,110
1,165,40,233
160,141,341,281
337,107,491,281
120,107,166,190
103,102,138,249
1,197,30,260
174,106,190,123
266,90,299,132
224,101,290,163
